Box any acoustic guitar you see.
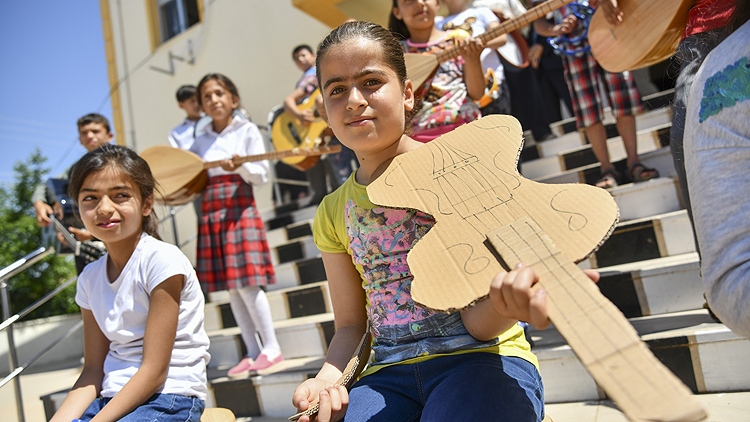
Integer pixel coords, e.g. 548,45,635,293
270,89,330,170
406,0,575,91
140,144,341,206
588,0,694,73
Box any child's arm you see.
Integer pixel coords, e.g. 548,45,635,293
457,36,487,101
49,309,109,422
461,263,600,340
88,275,184,422
534,14,578,38
292,251,368,422
284,86,317,125
484,21,508,50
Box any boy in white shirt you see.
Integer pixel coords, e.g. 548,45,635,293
168,85,203,150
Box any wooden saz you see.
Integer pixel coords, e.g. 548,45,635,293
140,144,341,206
271,89,330,170
364,115,707,422
589,0,694,73
405,0,575,91
493,12,531,69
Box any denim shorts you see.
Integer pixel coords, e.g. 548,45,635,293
345,353,543,422
80,393,205,421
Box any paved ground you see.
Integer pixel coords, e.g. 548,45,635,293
3,363,748,422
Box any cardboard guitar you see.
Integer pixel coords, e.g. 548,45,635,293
364,115,707,422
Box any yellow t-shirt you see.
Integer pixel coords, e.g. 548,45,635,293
313,170,538,376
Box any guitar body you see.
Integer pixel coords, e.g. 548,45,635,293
496,33,530,69
140,146,207,206
589,0,694,73
405,52,440,94
271,89,329,170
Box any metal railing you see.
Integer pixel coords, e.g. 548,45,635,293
0,246,83,422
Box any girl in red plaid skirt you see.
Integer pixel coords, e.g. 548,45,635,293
192,73,284,376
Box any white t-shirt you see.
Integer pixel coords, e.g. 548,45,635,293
168,118,198,150
76,233,210,400
190,115,268,186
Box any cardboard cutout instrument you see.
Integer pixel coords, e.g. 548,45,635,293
366,115,706,422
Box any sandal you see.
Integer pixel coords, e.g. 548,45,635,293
627,162,659,183
596,168,619,189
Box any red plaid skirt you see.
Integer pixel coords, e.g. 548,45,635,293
563,53,642,129
197,175,275,292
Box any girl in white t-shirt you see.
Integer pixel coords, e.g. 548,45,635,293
50,145,210,422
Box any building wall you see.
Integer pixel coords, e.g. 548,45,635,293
101,0,333,263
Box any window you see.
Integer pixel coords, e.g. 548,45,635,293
157,0,200,43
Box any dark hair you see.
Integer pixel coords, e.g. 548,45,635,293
389,0,411,40
292,44,314,58
196,73,241,107
316,21,422,131
77,113,111,133
68,144,161,240
731,0,750,33
176,84,197,102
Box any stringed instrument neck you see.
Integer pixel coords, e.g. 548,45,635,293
202,145,342,169
435,0,574,64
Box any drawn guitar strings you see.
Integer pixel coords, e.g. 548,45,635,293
494,219,664,411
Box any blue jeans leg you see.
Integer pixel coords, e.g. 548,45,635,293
80,393,205,421
345,353,543,422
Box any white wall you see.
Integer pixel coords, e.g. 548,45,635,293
104,0,333,262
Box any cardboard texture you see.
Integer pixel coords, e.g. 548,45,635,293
367,115,707,421
488,218,706,422
367,115,618,312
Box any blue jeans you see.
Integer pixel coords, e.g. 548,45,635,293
80,393,205,421
345,353,544,422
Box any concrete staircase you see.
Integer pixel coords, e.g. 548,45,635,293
202,89,750,419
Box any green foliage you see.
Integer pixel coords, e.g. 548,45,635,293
0,149,78,319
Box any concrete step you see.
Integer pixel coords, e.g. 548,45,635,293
204,281,332,332
271,256,327,292
209,356,325,419
544,391,749,422
210,310,749,419
534,145,676,186
612,176,683,221
536,107,671,159
521,124,668,180
580,209,696,269
547,89,673,138
270,235,318,267
264,206,317,232
206,312,334,369
530,309,750,404
265,219,313,251
589,253,704,318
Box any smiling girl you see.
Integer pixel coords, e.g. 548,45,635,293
50,145,209,422
289,21,570,422
190,73,283,377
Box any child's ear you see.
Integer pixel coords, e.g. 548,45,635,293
403,79,415,111
231,95,240,109
392,6,403,21
142,193,155,217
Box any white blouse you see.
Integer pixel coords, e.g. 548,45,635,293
190,115,268,186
